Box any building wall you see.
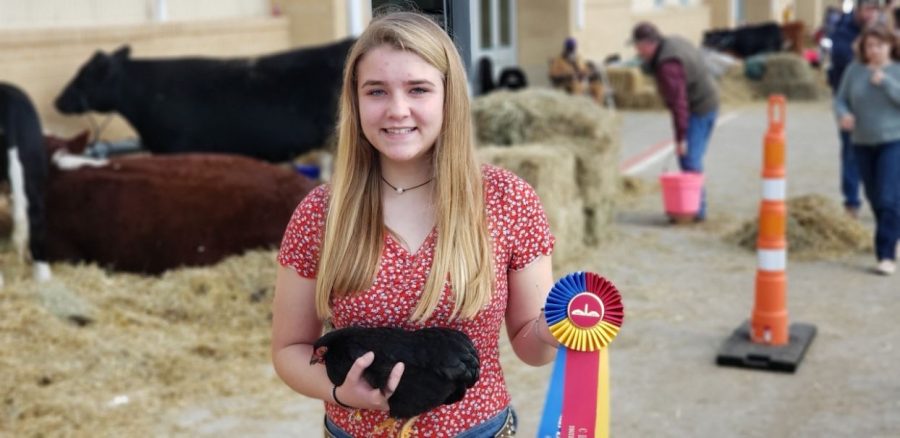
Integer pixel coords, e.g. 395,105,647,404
632,3,710,46
743,0,773,24
574,0,634,69
0,17,291,139
742,0,798,24
517,0,572,89
705,0,736,29
271,0,371,46
0,0,270,27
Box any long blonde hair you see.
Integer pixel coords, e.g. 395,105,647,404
316,12,493,322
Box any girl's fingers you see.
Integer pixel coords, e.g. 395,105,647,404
382,362,405,399
345,351,374,383
342,352,403,411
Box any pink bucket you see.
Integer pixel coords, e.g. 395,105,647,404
659,172,704,215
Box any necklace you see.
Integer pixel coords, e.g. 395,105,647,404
381,175,433,194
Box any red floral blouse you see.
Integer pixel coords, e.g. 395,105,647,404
278,164,554,437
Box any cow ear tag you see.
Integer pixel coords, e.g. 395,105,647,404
538,272,624,438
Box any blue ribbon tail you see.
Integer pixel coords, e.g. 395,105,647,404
538,346,567,438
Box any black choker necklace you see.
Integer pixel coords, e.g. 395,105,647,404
381,175,433,194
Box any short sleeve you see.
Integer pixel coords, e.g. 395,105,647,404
277,185,329,278
504,171,555,271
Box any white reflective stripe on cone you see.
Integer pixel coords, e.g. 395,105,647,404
757,248,787,271
761,178,786,201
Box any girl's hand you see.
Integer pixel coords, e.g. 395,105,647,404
839,113,855,131
333,352,405,411
871,66,884,86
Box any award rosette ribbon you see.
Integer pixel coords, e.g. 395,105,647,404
538,272,624,438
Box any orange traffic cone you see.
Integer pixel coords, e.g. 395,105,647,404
717,95,816,372
752,95,789,345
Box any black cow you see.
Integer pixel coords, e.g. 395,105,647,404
55,39,355,162
0,83,51,286
703,22,784,59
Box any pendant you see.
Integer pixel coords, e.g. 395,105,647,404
396,187,404,194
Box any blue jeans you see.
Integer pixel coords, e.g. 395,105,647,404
840,129,862,209
854,141,900,261
323,406,517,438
678,109,718,220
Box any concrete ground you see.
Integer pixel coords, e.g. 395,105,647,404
161,100,899,437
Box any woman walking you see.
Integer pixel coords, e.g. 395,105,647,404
835,23,900,275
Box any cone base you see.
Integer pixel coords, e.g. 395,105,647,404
715,320,817,373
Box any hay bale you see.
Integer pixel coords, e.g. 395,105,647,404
478,145,584,262
727,194,871,259
557,137,620,244
472,88,606,145
760,53,824,100
604,66,665,109
763,53,814,82
605,66,647,94
719,63,763,105
473,89,621,250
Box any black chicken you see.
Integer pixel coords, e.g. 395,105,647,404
310,326,480,419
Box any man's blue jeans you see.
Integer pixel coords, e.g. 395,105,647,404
840,129,862,210
678,109,718,220
854,141,900,261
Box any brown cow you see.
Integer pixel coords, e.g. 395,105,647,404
44,153,317,274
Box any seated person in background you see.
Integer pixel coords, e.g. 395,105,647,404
549,37,588,95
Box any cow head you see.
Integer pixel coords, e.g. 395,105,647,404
55,45,131,114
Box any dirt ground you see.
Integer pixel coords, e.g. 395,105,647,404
2,100,898,437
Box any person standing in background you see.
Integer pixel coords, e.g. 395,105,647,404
834,23,900,276
631,21,719,222
827,0,884,218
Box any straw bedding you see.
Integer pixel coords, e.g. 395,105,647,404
727,194,871,259
0,248,287,436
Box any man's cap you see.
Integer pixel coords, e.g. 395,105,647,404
630,21,661,44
